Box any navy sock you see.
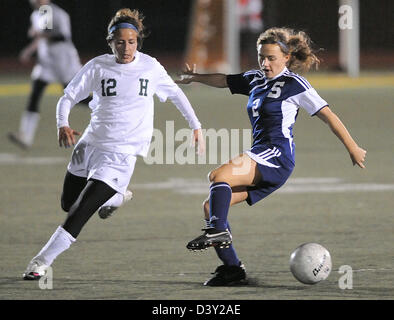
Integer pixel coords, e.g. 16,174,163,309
214,222,240,266
209,182,232,231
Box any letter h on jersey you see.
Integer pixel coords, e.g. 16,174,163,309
139,78,149,96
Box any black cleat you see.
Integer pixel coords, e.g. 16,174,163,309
204,262,248,286
186,227,232,251
98,206,117,219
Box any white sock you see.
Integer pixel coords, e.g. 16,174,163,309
19,111,40,146
33,226,76,266
101,192,124,208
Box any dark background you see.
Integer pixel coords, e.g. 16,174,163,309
0,0,393,70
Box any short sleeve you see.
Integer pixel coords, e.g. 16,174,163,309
291,88,328,116
226,73,250,96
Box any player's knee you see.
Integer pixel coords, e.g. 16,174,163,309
61,196,72,212
208,169,228,184
208,169,219,182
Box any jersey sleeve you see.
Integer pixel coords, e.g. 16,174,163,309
226,73,250,96
63,58,96,103
56,59,95,128
154,61,179,102
51,7,72,40
291,87,328,116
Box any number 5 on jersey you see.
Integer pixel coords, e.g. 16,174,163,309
267,81,285,98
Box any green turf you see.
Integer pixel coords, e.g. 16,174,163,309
0,74,393,300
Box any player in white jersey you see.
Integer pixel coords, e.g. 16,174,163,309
22,8,204,280
176,27,367,286
8,0,87,149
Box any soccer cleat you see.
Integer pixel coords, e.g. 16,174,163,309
98,190,133,219
23,259,49,280
7,132,30,150
186,227,232,251
204,262,248,286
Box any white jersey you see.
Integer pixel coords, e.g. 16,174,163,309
57,52,201,156
30,3,81,83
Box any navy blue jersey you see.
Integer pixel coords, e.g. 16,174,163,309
227,67,328,163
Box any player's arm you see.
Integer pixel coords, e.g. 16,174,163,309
56,60,95,148
19,15,43,63
316,106,366,168
19,37,39,64
175,63,228,88
168,88,205,155
56,95,81,148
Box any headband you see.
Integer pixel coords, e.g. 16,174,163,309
276,40,289,52
109,22,138,34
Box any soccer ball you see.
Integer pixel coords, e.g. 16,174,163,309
289,243,332,285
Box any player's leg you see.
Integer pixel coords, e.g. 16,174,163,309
187,154,260,250
202,187,248,226
207,154,260,231
60,171,88,212
200,189,248,286
94,152,137,219
8,79,48,149
23,179,116,280
61,179,117,237
61,141,90,212
97,190,133,219
202,189,246,268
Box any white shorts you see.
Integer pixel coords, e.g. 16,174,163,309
67,141,137,194
32,42,82,84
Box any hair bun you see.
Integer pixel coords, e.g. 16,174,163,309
115,8,133,17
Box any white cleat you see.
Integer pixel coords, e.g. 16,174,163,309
23,259,49,280
8,132,30,150
123,190,133,202
98,190,133,219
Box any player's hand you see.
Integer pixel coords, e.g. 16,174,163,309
175,63,197,84
58,126,81,148
349,146,367,168
191,128,205,156
19,48,32,64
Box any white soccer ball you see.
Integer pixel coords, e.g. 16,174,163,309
289,243,332,285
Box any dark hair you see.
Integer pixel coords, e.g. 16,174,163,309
257,27,321,72
106,8,147,50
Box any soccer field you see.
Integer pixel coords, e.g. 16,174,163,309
0,73,393,300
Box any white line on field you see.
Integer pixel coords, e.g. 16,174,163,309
131,178,394,194
1,154,393,194
0,153,67,165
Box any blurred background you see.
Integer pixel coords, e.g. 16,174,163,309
1,0,393,74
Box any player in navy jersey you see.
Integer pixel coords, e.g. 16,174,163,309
176,27,366,286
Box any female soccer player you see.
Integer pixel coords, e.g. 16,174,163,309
176,27,366,286
9,0,88,149
22,8,204,280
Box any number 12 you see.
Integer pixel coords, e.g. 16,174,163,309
101,78,117,96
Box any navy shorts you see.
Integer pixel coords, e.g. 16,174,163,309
245,143,294,206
